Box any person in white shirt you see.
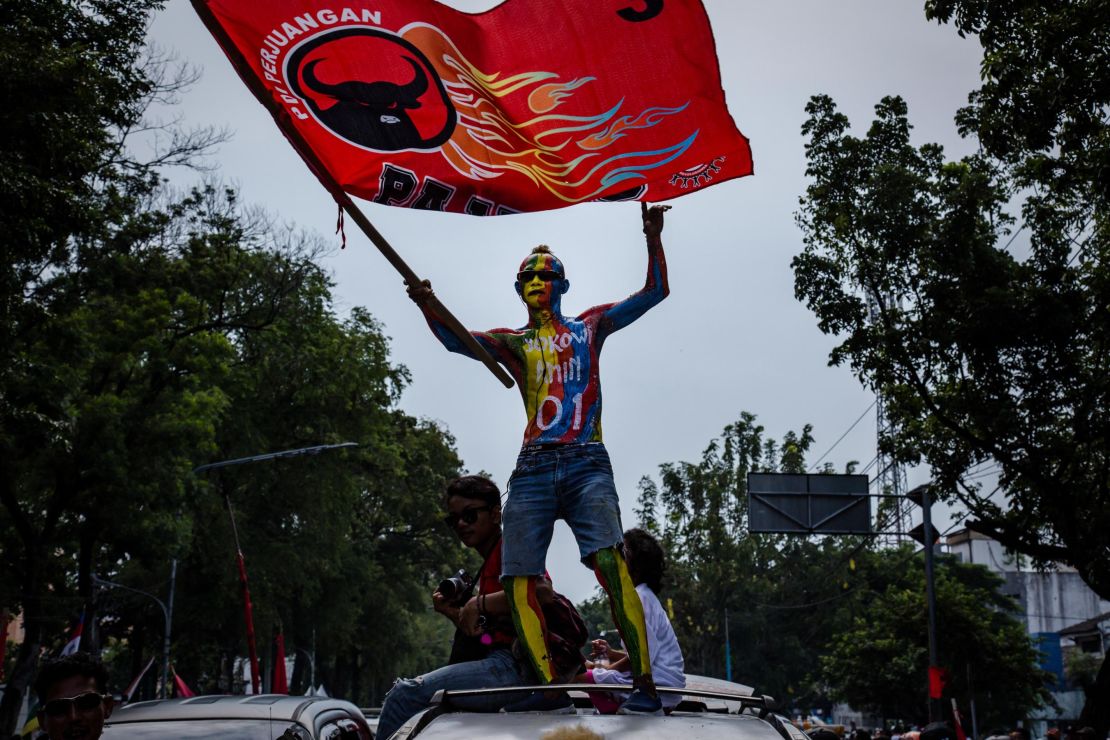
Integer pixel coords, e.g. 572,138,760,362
578,527,686,713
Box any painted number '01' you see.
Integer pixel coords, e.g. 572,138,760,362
536,393,583,431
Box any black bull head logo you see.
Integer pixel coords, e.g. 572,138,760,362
303,57,427,150
289,30,456,152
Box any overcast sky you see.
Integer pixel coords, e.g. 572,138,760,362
151,0,985,603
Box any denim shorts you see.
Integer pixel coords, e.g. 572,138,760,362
501,442,624,576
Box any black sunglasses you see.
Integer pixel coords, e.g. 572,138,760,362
443,505,493,528
42,691,105,718
517,270,562,283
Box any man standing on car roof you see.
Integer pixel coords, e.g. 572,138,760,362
408,203,670,715
33,651,115,740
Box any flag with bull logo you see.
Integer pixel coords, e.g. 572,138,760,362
193,0,752,215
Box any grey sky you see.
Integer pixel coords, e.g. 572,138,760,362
151,0,984,602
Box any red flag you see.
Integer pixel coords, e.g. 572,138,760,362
123,656,157,702
272,631,289,694
928,665,950,699
60,609,84,656
171,665,196,698
236,552,262,695
193,0,752,215
951,698,968,740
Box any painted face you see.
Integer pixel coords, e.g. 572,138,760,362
39,675,113,740
516,252,567,311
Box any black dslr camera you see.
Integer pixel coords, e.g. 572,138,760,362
437,569,473,604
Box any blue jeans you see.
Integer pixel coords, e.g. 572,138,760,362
376,649,528,739
501,443,624,576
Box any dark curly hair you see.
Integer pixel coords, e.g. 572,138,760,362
623,528,666,594
444,475,502,509
33,651,109,702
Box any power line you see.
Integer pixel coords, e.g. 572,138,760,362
808,401,877,472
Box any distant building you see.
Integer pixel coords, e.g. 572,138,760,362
946,529,1110,733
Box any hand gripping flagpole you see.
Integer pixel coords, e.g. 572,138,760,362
191,0,514,390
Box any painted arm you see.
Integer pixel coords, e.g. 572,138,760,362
407,279,514,366
585,204,671,335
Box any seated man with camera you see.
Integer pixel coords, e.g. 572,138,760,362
377,475,583,738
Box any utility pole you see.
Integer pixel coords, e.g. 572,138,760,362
724,607,733,682
164,559,177,699
93,570,175,699
909,483,942,723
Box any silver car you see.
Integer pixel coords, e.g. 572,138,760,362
105,694,373,739
387,675,809,740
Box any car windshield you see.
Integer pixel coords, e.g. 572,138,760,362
105,719,302,739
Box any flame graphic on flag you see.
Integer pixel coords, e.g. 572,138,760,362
400,23,696,203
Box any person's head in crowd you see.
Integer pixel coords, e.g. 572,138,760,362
1046,727,1061,740
854,728,873,740
1010,727,1030,740
443,475,502,554
622,527,665,593
809,728,840,740
34,651,114,740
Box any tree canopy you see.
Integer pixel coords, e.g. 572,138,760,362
0,0,469,732
822,549,1050,728
627,413,1047,726
793,1,1109,731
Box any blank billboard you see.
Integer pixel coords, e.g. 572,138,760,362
748,473,871,534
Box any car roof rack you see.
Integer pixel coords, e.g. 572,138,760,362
384,685,795,740
430,683,779,716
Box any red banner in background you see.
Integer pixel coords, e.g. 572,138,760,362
272,631,289,694
194,0,752,215
172,666,197,698
928,665,950,699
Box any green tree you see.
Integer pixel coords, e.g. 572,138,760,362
0,177,325,731
631,413,1050,725
822,549,1051,727
0,0,467,724
633,413,851,704
793,1,1109,731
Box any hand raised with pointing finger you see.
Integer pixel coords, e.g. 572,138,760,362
641,201,671,237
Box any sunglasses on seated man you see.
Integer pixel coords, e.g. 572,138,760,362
517,270,562,283
443,505,493,528
42,691,107,717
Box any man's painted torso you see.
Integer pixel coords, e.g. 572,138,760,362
481,311,606,445
418,230,667,448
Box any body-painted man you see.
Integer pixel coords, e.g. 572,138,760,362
409,203,670,715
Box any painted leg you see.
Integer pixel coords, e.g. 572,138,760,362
592,546,655,693
502,574,555,684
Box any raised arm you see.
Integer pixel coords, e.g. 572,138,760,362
587,203,671,335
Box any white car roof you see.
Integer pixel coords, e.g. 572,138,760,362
392,677,800,740
410,711,786,740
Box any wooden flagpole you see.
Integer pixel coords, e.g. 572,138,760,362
190,1,515,389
